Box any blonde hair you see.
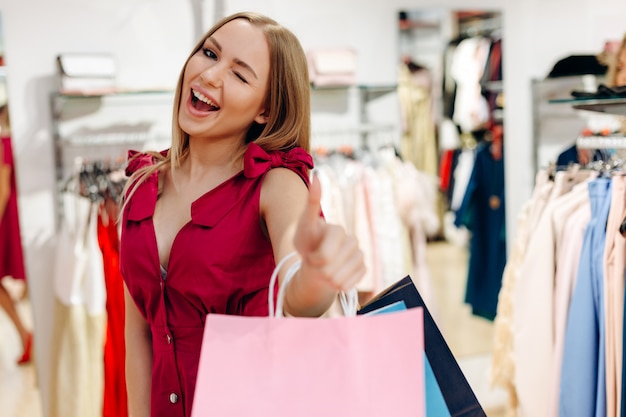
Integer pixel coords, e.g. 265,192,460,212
123,12,311,206
606,33,626,87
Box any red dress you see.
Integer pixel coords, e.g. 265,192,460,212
0,136,26,281
97,207,128,417
120,142,313,417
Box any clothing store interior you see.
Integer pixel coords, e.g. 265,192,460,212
2,0,626,416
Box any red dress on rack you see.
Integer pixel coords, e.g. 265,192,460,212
0,135,26,281
97,202,128,417
119,143,313,417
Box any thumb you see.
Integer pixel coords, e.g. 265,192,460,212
294,172,325,254
304,172,323,223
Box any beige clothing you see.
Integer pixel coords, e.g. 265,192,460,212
49,298,105,417
352,165,377,293
391,159,439,318
397,64,438,176
604,175,626,417
512,170,585,417
49,193,107,417
546,185,592,417
491,170,553,417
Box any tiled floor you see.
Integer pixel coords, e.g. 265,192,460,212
0,241,507,417
0,278,41,417
426,240,507,417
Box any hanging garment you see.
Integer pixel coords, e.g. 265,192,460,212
364,164,410,290
359,164,385,295
0,136,26,280
397,64,438,176
622,280,626,417
449,37,491,133
603,176,626,417
513,171,591,417
450,148,476,212
491,169,553,417
559,178,612,417
441,37,464,120
97,205,128,417
316,164,347,229
454,141,506,321
50,197,106,417
547,198,591,417
390,159,439,320
350,163,378,294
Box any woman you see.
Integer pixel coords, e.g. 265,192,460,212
120,11,365,417
606,33,626,134
0,101,31,366
607,33,626,87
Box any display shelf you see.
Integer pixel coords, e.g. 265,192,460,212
311,84,397,100
531,76,597,172
310,84,398,149
548,97,626,116
53,88,173,98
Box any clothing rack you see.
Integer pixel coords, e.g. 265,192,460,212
50,90,174,228
311,123,399,157
457,12,502,38
64,158,127,204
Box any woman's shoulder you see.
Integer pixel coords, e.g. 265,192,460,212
243,142,313,185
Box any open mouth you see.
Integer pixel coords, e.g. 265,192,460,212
191,89,220,112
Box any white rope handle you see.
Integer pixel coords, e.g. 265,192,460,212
268,251,299,317
268,251,360,318
340,288,359,317
275,259,302,317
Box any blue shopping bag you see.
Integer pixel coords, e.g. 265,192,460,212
358,276,486,417
363,300,450,417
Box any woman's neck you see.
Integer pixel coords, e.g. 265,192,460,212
184,136,244,181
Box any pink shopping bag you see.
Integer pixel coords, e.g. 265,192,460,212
191,308,425,416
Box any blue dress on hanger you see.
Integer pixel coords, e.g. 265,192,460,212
559,177,611,417
454,141,506,321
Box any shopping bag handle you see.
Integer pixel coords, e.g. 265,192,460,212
268,251,358,317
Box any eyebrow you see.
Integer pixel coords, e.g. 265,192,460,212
207,36,258,80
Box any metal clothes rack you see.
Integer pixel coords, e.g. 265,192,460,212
576,135,626,150
50,89,175,226
310,84,398,153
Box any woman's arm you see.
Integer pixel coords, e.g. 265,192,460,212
0,162,10,221
0,146,10,221
261,169,365,317
124,284,153,417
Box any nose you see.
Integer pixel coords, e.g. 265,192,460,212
200,63,225,87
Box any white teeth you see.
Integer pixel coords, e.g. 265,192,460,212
192,89,217,107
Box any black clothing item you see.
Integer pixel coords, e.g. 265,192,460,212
571,84,626,99
548,55,607,78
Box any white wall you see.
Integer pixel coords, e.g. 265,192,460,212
0,1,196,414
1,0,626,415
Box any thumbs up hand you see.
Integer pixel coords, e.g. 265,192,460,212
293,173,365,292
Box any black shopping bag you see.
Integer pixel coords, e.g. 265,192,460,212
358,276,487,417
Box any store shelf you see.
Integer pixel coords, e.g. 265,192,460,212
311,84,397,101
548,97,626,116
531,77,596,172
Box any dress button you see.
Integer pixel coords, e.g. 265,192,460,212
166,334,172,344
169,393,179,404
